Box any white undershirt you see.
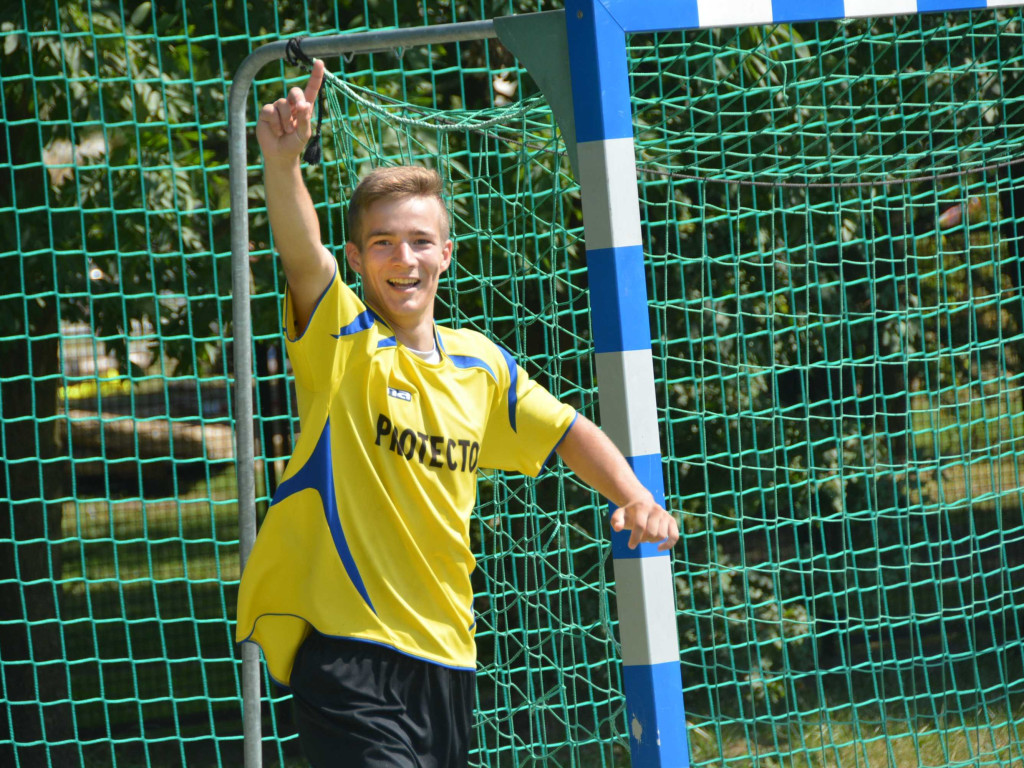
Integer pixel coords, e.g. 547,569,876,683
406,344,440,364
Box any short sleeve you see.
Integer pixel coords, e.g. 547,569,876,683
284,265,366,393
477,348,577,477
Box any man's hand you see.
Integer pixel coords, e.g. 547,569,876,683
610,496,679,551
256,59,325,163
555,414,681,552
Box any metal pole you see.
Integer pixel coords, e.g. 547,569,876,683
227,19,497,768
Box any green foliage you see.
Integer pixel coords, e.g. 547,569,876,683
2,1,225,371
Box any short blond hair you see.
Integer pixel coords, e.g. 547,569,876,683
346,166,451,247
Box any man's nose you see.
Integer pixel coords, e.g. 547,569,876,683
394,241,415,262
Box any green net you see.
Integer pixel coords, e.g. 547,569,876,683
2,2,1024,767
631,12,1024,767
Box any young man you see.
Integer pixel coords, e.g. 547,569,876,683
236,60,680,767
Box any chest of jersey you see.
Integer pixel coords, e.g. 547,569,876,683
335,342,493,478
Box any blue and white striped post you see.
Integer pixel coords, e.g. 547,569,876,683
564,2,688,765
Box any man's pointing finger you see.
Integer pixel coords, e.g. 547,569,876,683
304,59,325,103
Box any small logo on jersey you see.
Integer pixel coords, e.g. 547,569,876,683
387,387,413,402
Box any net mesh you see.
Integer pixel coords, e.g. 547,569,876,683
1,2,1023,767
633,13,1024,767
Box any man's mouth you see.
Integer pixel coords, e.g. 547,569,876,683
388,277,419,287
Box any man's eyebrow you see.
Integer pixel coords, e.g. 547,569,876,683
366,227,437,239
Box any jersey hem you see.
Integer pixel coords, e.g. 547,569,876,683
313,632,478,673
236,612,478,682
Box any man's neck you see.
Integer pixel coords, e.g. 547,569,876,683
395,325,436,352
372,306,435,351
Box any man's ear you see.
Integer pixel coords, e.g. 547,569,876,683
345,241,363,275
440,239,453,274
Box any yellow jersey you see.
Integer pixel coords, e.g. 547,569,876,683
236,267,577,684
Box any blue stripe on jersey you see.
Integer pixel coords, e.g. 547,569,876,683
377,337,398,349
271,418,376,614
448,354,497,381
539,411,578,475
285,263,338,343
497,346,519,433
332,309,377,339
446,345,519,432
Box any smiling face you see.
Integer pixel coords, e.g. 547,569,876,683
345,194,453,350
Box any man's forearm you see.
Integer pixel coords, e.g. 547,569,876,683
256,60,334,331
265,158,329,281
555,415,652,508
264,157,334,332
556,414,679,550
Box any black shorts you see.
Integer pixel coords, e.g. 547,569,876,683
289,632,476,768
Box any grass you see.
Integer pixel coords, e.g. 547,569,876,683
62,467,241,585
688,706,1024,767
56,466,248,758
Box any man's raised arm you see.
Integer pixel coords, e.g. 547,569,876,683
255,59,335,334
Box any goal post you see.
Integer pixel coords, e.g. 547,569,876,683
563,3,689,764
